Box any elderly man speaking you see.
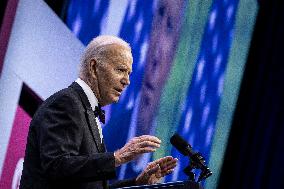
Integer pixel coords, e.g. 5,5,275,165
20,36,177,189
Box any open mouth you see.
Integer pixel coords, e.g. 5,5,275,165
114,88,123,94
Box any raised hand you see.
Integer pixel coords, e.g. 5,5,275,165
114,135,161,167
135,156,178,185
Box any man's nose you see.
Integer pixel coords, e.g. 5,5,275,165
122,74,130,86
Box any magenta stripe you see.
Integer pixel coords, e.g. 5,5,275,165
0,0,19,76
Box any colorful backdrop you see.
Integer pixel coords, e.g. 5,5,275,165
0,0,258,188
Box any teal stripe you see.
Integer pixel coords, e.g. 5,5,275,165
153,0,212,161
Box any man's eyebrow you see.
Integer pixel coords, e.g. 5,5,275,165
117,64,131,70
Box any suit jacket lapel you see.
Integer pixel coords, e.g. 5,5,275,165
86,109,105,152
69,82,105,153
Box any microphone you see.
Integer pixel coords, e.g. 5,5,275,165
170,133,195,156
170,133,212,182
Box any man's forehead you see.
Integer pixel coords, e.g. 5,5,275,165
100,44,131,59
103,44,131,54
103,44,132,59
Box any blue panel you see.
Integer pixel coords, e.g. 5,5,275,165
168,0,239,182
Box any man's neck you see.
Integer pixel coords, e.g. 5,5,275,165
76,78,100,110
80,76,100,100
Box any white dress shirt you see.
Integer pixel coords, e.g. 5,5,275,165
75,78,103,143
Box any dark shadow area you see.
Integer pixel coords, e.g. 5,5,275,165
218,0,284,188
44,0,70,21
0,0,8,28
19,83,43,117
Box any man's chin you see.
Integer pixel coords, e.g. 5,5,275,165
101,97,119,106
110,96,120,103
113,97,120,103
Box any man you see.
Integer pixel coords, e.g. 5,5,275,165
20,35,177,189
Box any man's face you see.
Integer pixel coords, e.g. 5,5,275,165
93,44,133,106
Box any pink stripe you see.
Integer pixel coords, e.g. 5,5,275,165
0,0,19,76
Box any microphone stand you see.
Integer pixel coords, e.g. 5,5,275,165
183,152,212,183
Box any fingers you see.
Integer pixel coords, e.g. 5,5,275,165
115,135,162,166
130,135,161,154
162,169,174,176
154,156,177,167
150,156,178,177
147,157,177,173
160,160,177,169
160,157,178,168
161,158,178,171
137,156,177,185
139,141,160,148
135,135,161,145
146,163,160,175
155,156,174,163
136,147,157,153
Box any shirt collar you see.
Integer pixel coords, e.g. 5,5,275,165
75,78,98,111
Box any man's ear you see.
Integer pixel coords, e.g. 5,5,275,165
89,59,97,78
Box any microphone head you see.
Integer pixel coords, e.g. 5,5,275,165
170,133,192,156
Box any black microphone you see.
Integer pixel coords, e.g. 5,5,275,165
170,133,212,182
170,133,195,156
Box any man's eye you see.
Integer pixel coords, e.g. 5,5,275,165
118,69,124,72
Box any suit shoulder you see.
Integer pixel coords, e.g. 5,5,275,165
34,87,81,117
46,87,79,104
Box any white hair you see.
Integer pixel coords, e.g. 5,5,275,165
79,35,131,77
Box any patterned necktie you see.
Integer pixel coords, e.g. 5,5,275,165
94,104,105,124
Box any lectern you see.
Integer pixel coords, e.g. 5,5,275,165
115,181,203,189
